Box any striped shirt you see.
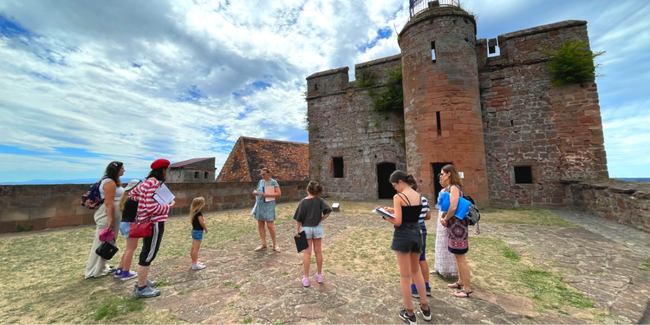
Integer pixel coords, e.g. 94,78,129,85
129,178,170,223
418,196,430,233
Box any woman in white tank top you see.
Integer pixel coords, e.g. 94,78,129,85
84,161,125,279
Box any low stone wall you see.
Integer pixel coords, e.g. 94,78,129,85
0,181,306,233
565,179,650,233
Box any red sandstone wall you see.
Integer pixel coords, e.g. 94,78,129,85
479,20,608,207
0,181,306,234
567,180,650,233
400,8,489,205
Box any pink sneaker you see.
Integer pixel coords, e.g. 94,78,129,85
316,273,324,283
302,277,310,287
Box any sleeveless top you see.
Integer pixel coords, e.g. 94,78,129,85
99,178,124,201
397,193,423,224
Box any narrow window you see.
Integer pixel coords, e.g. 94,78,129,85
314,83,319,90
204,172,208,179
436,111,442,137
510,120,514,126
431,41,436,62
333,157,344,178
194,172,199,178
514,166,533,184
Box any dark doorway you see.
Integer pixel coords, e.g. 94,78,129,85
432,162,453,196
377,163,397,199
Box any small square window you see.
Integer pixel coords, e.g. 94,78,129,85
514,166,533,184
194,172,199,178
333,157,344,178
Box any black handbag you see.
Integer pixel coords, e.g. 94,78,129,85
95,241,119,260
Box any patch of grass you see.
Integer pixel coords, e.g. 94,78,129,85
519,269,594,308
94,297,144,321
324,269,336,275
593,311,613,322
501,245,520,262
322,228,397,279
481,209,577,227
281,272,288,276
639,258,650,271
14,224,34,232
546,40,604,86
223,281,241,289
273,322,285,325
155,279,172,287
524,315,534,320
243,317,253,324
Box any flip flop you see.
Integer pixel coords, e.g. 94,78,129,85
254,245,267,251
274,246,281,253
447,282,463,289
453,289,473,298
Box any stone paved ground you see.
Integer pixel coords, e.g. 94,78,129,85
101,206,650,324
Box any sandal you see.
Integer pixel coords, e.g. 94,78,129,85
447,282,463,289
453,289,473,298
254,245,267,251
274,246,281,253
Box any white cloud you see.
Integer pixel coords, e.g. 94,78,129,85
0,0,648,181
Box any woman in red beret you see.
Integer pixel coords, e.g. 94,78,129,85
129,159,176,298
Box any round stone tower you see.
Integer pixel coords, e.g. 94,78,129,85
399,5,489,205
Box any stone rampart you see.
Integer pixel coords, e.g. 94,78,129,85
0,181,306,233
566,180,650,233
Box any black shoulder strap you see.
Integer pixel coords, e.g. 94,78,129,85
397,193,411,206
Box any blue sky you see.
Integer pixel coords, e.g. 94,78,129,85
0,0,648,183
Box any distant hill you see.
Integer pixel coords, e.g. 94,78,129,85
615,178,650,182
0,178,98,185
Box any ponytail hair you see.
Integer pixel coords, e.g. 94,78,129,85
189,197,205,221
389,170,417,187
307,181,324,196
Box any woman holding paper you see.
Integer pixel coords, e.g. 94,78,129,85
380,170,432,324
252,168,282,252
439,164,472,298
129,159,176,299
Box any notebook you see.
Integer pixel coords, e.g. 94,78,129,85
153,183,175,205
372,208,395,219
263,185,275,202
294,231,309,253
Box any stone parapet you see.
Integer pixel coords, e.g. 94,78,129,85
0,181,306,234
565,179,650,233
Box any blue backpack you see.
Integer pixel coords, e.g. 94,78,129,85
81,178,106,210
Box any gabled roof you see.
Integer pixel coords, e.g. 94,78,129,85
169,157,214,168
217,136,309,182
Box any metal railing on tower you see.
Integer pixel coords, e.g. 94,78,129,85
409,0,461,19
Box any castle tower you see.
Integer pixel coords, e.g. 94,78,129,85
399,4,489,204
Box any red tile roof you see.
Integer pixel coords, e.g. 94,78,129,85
217,136,308,182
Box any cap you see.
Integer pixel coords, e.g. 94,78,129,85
151,159,170,170
124,179,142,191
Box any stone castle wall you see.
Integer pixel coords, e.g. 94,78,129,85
400,8,490,205
306,55,407,200
478,20,608,207
566,180,650,233
0,181,306,234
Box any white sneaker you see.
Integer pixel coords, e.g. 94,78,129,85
191,262,206,270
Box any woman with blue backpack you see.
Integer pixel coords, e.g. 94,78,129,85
84,161,125,279
438,164,473,298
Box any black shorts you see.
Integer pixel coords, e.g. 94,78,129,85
391,223,422,254
139,222,165,267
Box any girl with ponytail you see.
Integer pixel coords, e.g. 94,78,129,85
293,181,332,287
379,170,432,323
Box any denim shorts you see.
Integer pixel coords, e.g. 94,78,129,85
119,222,131,238
302,223,324,239
191,229,204,241
391,223,422,254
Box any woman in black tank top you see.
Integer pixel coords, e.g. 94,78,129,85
379,170,432,323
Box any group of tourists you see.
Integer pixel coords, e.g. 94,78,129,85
83,159,473,323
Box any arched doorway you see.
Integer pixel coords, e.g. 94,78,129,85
377,162,397,199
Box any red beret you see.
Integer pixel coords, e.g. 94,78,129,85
150,159,170,170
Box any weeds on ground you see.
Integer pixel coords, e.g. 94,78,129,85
481,209,577,227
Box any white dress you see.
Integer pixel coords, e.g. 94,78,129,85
434,209,458,277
